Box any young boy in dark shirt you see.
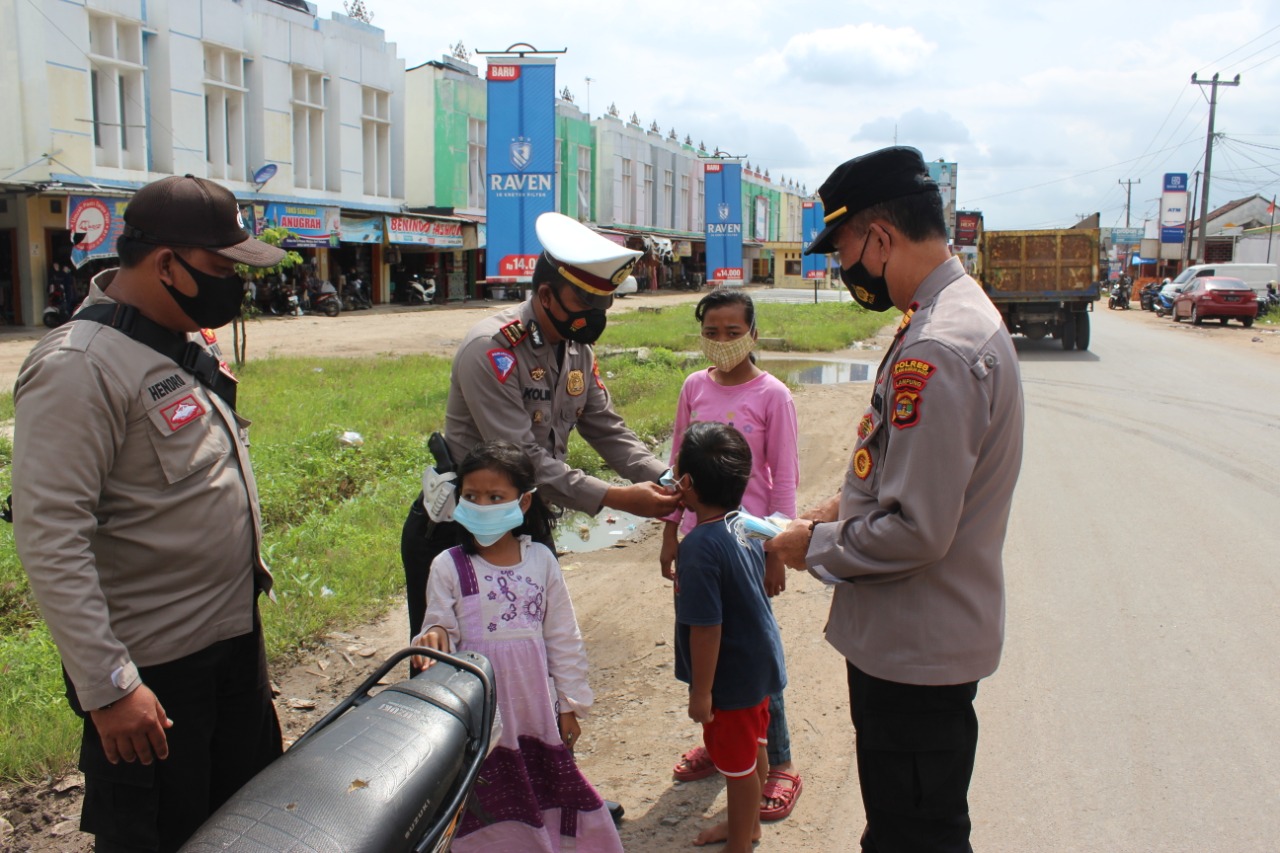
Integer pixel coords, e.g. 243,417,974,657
671,421,787,851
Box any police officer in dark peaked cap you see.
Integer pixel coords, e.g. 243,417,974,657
401,212,681,669
13,174,285,852
767,147,1025,852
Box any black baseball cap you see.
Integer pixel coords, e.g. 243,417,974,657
123,174,285,267
804,147,939,255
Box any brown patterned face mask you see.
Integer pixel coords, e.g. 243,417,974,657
701,332,756,372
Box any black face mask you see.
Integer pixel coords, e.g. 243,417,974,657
167,253,246,329
546,285,608,344
841,231,893,312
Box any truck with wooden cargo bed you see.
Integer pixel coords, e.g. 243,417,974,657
976,227,1101,351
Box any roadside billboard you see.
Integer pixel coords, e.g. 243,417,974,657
704,160,743,282
485,58,557,282
801,201,826,279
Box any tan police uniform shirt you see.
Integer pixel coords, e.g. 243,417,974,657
12,271,269,711
444,301,666,512
808,257,1025,686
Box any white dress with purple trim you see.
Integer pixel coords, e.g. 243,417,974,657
422,539,622,853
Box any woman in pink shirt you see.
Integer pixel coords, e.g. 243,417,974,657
660,289,804,823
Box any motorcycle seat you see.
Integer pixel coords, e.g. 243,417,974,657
181,652,494,853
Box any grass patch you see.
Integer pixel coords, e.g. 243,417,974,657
604,299,891,353
0,301,881,780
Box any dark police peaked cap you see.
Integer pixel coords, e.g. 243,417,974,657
123,174,286,267
804,146,939,255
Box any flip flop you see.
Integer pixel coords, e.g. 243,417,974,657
760,769,803,821
672,745,717,782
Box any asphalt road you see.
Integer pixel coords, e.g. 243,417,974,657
964,308,1280,851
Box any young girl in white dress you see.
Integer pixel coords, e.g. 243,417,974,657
412,439,622,853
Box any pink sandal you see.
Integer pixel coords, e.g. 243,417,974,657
760,769,803,821
672,745,717,782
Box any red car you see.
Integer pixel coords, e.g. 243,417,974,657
1171,276,1259,327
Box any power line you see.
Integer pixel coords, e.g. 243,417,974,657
964,133,1204,204
1196,23,1280,74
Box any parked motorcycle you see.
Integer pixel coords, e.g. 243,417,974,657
343,276,373,311
179,648,497,853
312,280,341,317
405,274,436,304
1108,278,1132,310
1259,286,1280,318
43,281,76,327
1153,287,1178,318
1139,280,1164,311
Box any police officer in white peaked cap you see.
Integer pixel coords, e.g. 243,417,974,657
402,211,680,665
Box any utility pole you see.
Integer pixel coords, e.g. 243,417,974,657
1183,169,1200,267
1191,72,1240,262
1117,178,1140,228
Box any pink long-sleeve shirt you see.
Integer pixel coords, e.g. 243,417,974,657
667,368,800,535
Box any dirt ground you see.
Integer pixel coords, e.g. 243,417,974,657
4,295,1278,851
0,291,874,853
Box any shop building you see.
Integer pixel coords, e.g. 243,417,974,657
403,52,487,302
0,0,405,324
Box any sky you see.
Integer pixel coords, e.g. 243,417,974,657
314,0,1280,231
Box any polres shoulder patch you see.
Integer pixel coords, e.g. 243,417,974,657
892,358,936,382
592,360,606,390
487,349,518,383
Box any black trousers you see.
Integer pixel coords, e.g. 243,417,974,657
77,607,282,853
846,661,979,853
401,494,464,647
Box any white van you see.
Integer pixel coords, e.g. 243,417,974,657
1171,263,1279,295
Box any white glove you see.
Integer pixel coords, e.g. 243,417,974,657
422,467,457,523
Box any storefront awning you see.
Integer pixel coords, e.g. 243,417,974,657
644,235,674,262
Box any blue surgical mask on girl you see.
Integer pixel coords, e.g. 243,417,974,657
452,492,533,546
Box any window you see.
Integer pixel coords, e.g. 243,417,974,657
204,44,247,181
577,145,592,220
362,87,391,197
642,163,653,226
621,158,634,223
694,173,705,230
467,117,486,210
680,174,690,231
662,169,673,228
785,259,802,276
87,13,146,170
292,67,326,190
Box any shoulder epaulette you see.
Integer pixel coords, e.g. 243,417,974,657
498,319,527,348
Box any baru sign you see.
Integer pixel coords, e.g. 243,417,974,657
801,201,826,279
704,160,743,282
485,57,557,282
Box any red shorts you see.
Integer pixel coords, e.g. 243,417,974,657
703,696,771,778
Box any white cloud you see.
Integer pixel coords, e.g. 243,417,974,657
777,24,936,83
853,109,972,147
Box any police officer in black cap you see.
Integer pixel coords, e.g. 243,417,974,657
767,147,1025,852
